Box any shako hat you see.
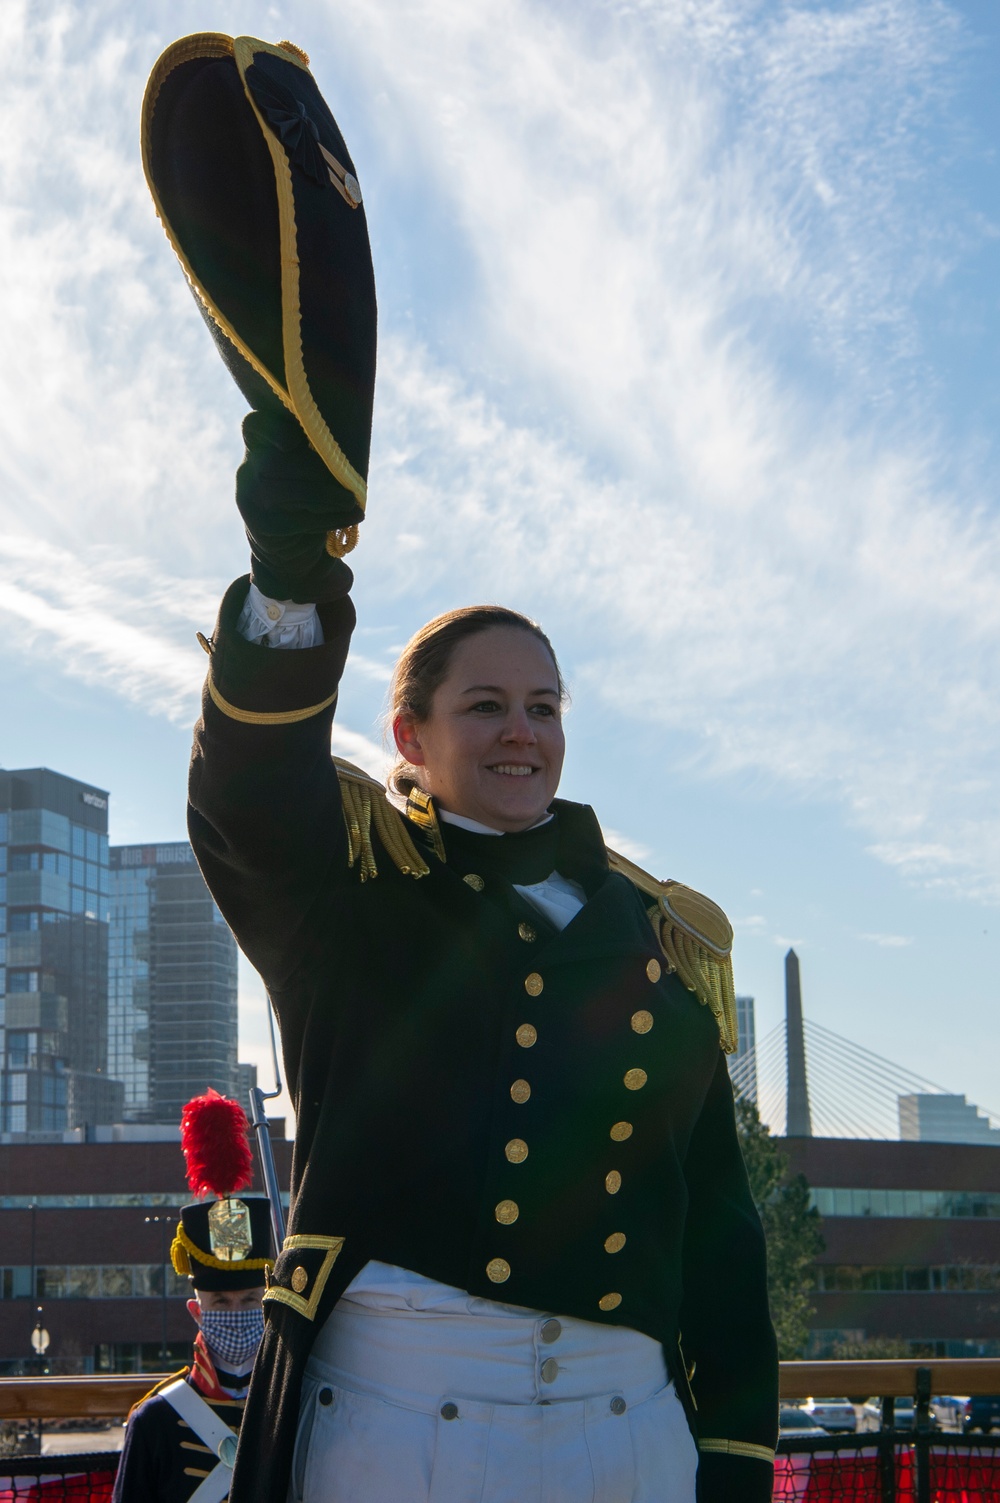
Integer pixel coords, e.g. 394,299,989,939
141,34,376,553
170,1088,273,1291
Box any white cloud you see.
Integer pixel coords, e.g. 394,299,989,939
600,828,653,866
859,932,914,948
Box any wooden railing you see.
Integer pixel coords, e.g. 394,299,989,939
0,1359,998,1420
779,1358,1000,1400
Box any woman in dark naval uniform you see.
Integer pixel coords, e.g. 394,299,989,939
142,29,778,1503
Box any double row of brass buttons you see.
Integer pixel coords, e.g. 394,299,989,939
598,955,662,1313
488,962,546,1282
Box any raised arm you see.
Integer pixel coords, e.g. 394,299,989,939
142,35,377,987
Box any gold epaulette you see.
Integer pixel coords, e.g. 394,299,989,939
126,1366,190,1422
333,759,430,881
606,849,738,1054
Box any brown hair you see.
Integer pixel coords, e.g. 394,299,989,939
387,605,567,796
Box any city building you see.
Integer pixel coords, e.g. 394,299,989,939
783,1135,1000,1359
0,1124,291,1374
236,1060,258,1106
728,994,758,1103
0,768,122,1135
898,1093,1000,1146
110,843,240,1123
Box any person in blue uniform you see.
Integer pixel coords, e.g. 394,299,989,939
142,31,779,1503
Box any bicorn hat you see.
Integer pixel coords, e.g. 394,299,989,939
170,1089,274,1291
141,34,376,552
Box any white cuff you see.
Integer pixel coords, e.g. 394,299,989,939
236,583,324,649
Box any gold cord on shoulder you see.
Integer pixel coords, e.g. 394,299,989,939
333,758,430,881
658,913,738,1055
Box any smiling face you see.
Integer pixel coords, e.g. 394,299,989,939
393,626,566,833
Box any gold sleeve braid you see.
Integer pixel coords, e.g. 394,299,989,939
333,758,429,881
698,1438,775,1464
606,851,738,1054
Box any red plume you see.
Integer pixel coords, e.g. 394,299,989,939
179,1088,254,1199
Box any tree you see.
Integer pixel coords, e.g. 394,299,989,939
736,1096,825,1358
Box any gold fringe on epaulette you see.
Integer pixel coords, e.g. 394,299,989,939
658,917,738,1055
334,759,430,881
340,774,379,880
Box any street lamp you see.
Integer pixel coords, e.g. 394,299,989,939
143,1215,176,1367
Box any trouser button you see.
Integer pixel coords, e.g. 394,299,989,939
540,1357,559,1383
441,1403,459,1420
318,1388,333,1406
540,1318,562,1344
610,1396,627,1416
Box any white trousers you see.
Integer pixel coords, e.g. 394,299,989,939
287,1278,697,1503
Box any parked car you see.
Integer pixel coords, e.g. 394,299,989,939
932,1395,967,1431
800,1398,857,1433
855,1398,939,1432
779,1407,829,1439
889,1399,939,1431
964,1395,1000,1433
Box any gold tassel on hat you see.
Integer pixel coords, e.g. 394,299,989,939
170,1231,192,1277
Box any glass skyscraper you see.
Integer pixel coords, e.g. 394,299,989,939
109,843,239,1122
728,993,758,1105
0,768,121,1134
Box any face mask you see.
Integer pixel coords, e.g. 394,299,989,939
199,1307,264,1368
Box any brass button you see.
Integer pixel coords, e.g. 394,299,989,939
610,1121,633,1142
540,1357,558,1383
624,1068,648,1091
495,1199,519,1225
604,1232,627,1254
540,1319,561,1344
510,1079,531,1104
464,873,485,892
524,972,544,997
505,1138,529,1164
516,1023,537,1048
487,1257,511,1283
646,958,661,983
631,1010,654,1035
599,1292,622,1312
290,1266,308,1293
605,1170,622,1194
518,922,537,942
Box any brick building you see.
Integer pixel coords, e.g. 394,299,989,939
0,1126,291,1375
784,1136,1000,1358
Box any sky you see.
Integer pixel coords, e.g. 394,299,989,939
2,0,999,1133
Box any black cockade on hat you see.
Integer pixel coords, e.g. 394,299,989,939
244,65,328,187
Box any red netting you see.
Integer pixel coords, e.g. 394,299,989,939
0,1455,118,1502
773,1437,1000,1502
